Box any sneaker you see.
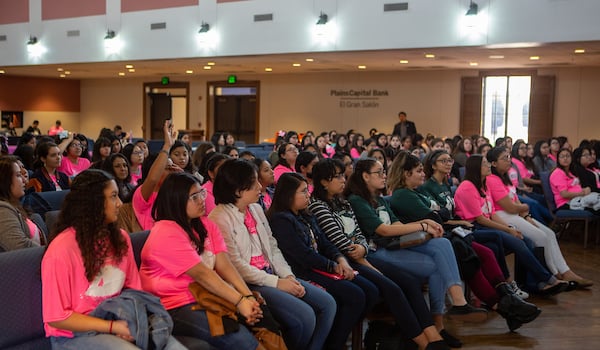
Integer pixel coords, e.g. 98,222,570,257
446,304,488,322
510,280,529,299
439,329,462,348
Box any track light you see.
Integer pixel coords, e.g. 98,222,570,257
198,22,210,34
27,36,38,45
466,1,478,16
316,12,328,25
104,30,116,40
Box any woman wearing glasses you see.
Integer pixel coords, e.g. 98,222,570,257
209,159,336,350
268,172,378,350
273,142,299,184
345,158,486,348
57,137,91,179
485,147,592,289
140,172,262,349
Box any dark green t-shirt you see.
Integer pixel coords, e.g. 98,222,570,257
389,188,435,222
347,194,398,239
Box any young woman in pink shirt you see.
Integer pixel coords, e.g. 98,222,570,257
273,142,298,184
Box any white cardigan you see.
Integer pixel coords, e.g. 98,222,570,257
209,203,294,288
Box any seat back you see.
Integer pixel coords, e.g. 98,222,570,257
36,190,70,211
539,171,558,212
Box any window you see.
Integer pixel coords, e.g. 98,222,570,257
482,76,531,143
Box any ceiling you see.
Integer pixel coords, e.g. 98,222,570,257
2,40,600,80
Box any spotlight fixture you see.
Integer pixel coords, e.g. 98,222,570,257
198,22,210,34
466,1,478,16
104,30,116,40
316,12,328,25
27,36,38,45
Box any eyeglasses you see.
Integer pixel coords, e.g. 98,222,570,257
132,151,144,155
286,147,299,153
499,155,511,161
189,189,207,202
581,153,591,158
436,158,454,164
559,154,572,159
296,187,310,196
69,143,82,148
368,169,386,177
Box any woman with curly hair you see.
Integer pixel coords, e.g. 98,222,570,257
41,169,183,349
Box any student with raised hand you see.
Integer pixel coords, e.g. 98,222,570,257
309,158,449,350
268,172,378,350
209,159,336,350
344,158,487,348
140,172,262,349
132,120,181,230
486,147,592,289
387,152,541,331
42,169,184,349
0,155,45,251
453,154,575,295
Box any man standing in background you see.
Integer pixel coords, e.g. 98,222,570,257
392,111,417,140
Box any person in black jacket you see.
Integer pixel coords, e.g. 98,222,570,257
392,111,417,140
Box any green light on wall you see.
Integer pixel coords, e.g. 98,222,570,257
227,75,237,84
161,76,170,85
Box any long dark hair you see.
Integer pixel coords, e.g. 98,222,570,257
170,140,195,173
152,172,207,255
554,148,575,178
344,158,380,207
487,146,513,186
463,154,486,197
267,172,308,218
213,159,258,205
54,169,127,281
311,158,345,206
276,142,294,168
423,149,449,181
511,140,535,171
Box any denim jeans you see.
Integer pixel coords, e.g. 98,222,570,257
250,279,336,350
368,237,460,314
168,303,258,350
472,226,554,291
51,333,186,350
303,270,378,349
352,262,434,340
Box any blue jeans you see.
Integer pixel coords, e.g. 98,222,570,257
353,262,434,340
303,271,378,349
368,237,460,314
519,194,553,224
51,333,185,350
250,280,335,350
168,303,258,350
472,227,554,291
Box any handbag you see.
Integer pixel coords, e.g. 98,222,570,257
188,282,288,350
374,231,432,250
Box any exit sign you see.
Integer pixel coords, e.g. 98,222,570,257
227,75,237,84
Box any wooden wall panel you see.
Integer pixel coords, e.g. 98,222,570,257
460,76,483,137
0,0,29,24
0,76,80,112
528,75,555,143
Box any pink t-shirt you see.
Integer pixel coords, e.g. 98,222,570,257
42,228,141,338
507,166,520,188
512,158,534,180
350,148,361,159
273,164,294,184
132,186,158,230
139,218,228,310
486,174,518,212
550,169,582,208
58,157,91,179
26,218,41,244
202,181,216,216
130,169,142,186
454,180,494,221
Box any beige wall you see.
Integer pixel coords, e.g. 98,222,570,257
80,67,600,144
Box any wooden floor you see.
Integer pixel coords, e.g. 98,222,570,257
444,232,600,350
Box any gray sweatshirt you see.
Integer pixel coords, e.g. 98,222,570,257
0,201,38,252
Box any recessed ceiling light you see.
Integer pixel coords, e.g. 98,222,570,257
59,74,66,78
57,68,63,72
489,55,504,59
529,56,540,60
292,63,301,67
265,68,273,72
64,71,71,75
425,54,435,58
0,70,5,74
203,66,211,70
305,58,314,62
469,62,479,66
128,68,135,72
358,65,367,69
125,64,133,69
118,72,125,76
574,49,585,54
399,60,409,64
207,62,215,66
186,70,193,74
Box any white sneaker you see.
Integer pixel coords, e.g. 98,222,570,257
510,280,529,299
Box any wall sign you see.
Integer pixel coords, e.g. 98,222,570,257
330,89,389,108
